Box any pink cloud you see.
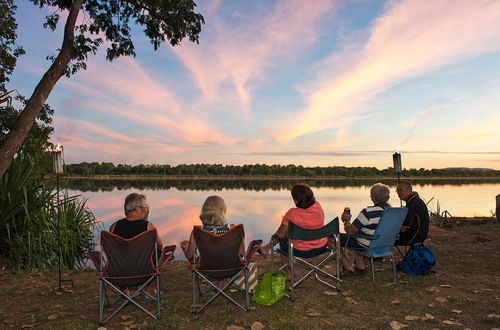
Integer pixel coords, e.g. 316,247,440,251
174,0,339,113
277,0,500,141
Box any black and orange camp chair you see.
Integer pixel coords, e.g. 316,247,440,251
88,229,175,325
186,224,262,314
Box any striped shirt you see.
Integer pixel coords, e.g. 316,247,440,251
351,203,389,247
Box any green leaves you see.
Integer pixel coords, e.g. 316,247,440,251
30,0,205,76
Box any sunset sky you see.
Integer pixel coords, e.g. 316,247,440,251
9,0,500,170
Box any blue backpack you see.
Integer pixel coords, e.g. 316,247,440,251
402,244,435,275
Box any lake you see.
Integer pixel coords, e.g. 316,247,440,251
65,178,500,260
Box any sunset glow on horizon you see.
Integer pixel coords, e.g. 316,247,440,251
9,0,500,170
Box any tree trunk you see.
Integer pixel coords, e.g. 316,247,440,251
0,0,84,178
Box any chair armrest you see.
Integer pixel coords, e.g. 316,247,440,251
87,251,101,271
158,245,176,268
245,239,263,262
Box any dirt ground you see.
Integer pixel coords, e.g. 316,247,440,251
0,223,499,329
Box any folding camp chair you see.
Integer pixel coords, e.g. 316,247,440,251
343,207,408,286
187,224,262,314
275,218,341,301
88,229,176,326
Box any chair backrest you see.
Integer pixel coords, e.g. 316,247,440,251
193,224,245,279
367,207,408,257
100,229,158,286
288,218,340,240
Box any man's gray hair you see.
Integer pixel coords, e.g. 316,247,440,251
370,183,390,204
124,193,146,214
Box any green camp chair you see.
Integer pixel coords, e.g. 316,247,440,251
277,218,341,301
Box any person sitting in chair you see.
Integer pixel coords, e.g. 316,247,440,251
395,181,429,245
109,193,163,299
110,193,163,248
340,183,391,273
181,195,235,261
259,183,329,278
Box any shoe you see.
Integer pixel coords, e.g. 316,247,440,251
116,296,130,305
145,291,163,302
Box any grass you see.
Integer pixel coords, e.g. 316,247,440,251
1,223,499,329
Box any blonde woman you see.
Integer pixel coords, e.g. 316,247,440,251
181,196,233,260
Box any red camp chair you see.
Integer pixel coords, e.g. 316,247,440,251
88,229,175,325
185,224,262,314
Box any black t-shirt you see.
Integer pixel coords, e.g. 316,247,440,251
399,192,429,244
112,218,149,239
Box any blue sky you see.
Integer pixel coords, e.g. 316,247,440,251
9,0,500,169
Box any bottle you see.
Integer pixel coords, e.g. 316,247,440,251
343,207,351,215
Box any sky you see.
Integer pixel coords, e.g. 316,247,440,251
9,0,500,170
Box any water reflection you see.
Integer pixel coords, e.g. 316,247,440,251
62,177,500,192
71,179,500,260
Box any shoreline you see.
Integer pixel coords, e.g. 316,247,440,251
55,175,500,180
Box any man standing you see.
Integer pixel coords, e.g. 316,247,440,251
395,181,429,245
340,183,391,272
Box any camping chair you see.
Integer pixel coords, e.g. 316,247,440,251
187,224,262,314
88,229,176,326
276,218,341,301
343,207,408,286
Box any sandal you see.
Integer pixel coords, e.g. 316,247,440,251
256,247,269,258
145,291,163,302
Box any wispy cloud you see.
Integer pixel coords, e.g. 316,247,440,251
174,0,339,114
277,0,500,141
57,56,234,146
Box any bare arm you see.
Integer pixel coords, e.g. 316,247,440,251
341,213,359,236
109,222,116,233
147,222,163,248
180,230,195,261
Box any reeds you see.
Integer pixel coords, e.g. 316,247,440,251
0,155,100,270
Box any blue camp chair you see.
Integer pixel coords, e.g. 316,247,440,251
343,207,408,286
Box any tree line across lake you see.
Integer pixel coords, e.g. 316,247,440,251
64,162,500,178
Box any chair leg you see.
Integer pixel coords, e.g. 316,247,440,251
244,268,250,312
336,236,341,291
156,275,161,319
192,272,198,314
392,254,398,285
99,280,105,326
370,257,376,287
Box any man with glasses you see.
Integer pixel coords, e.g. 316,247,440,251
110,193,163,248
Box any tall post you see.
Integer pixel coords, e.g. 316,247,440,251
51,144,72,290
496,194,499,223
393,152,403,207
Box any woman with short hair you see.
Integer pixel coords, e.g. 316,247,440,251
259,183,329,276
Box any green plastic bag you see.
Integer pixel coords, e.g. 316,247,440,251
252,271,286,306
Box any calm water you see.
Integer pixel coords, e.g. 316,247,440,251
66,179,500,260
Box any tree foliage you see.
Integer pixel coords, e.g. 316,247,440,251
0,0,205,177
0,0,25,95
64,162,500,178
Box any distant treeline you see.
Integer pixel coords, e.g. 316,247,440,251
64,162,500,178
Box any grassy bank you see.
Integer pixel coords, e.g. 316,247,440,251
1,224,499,329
